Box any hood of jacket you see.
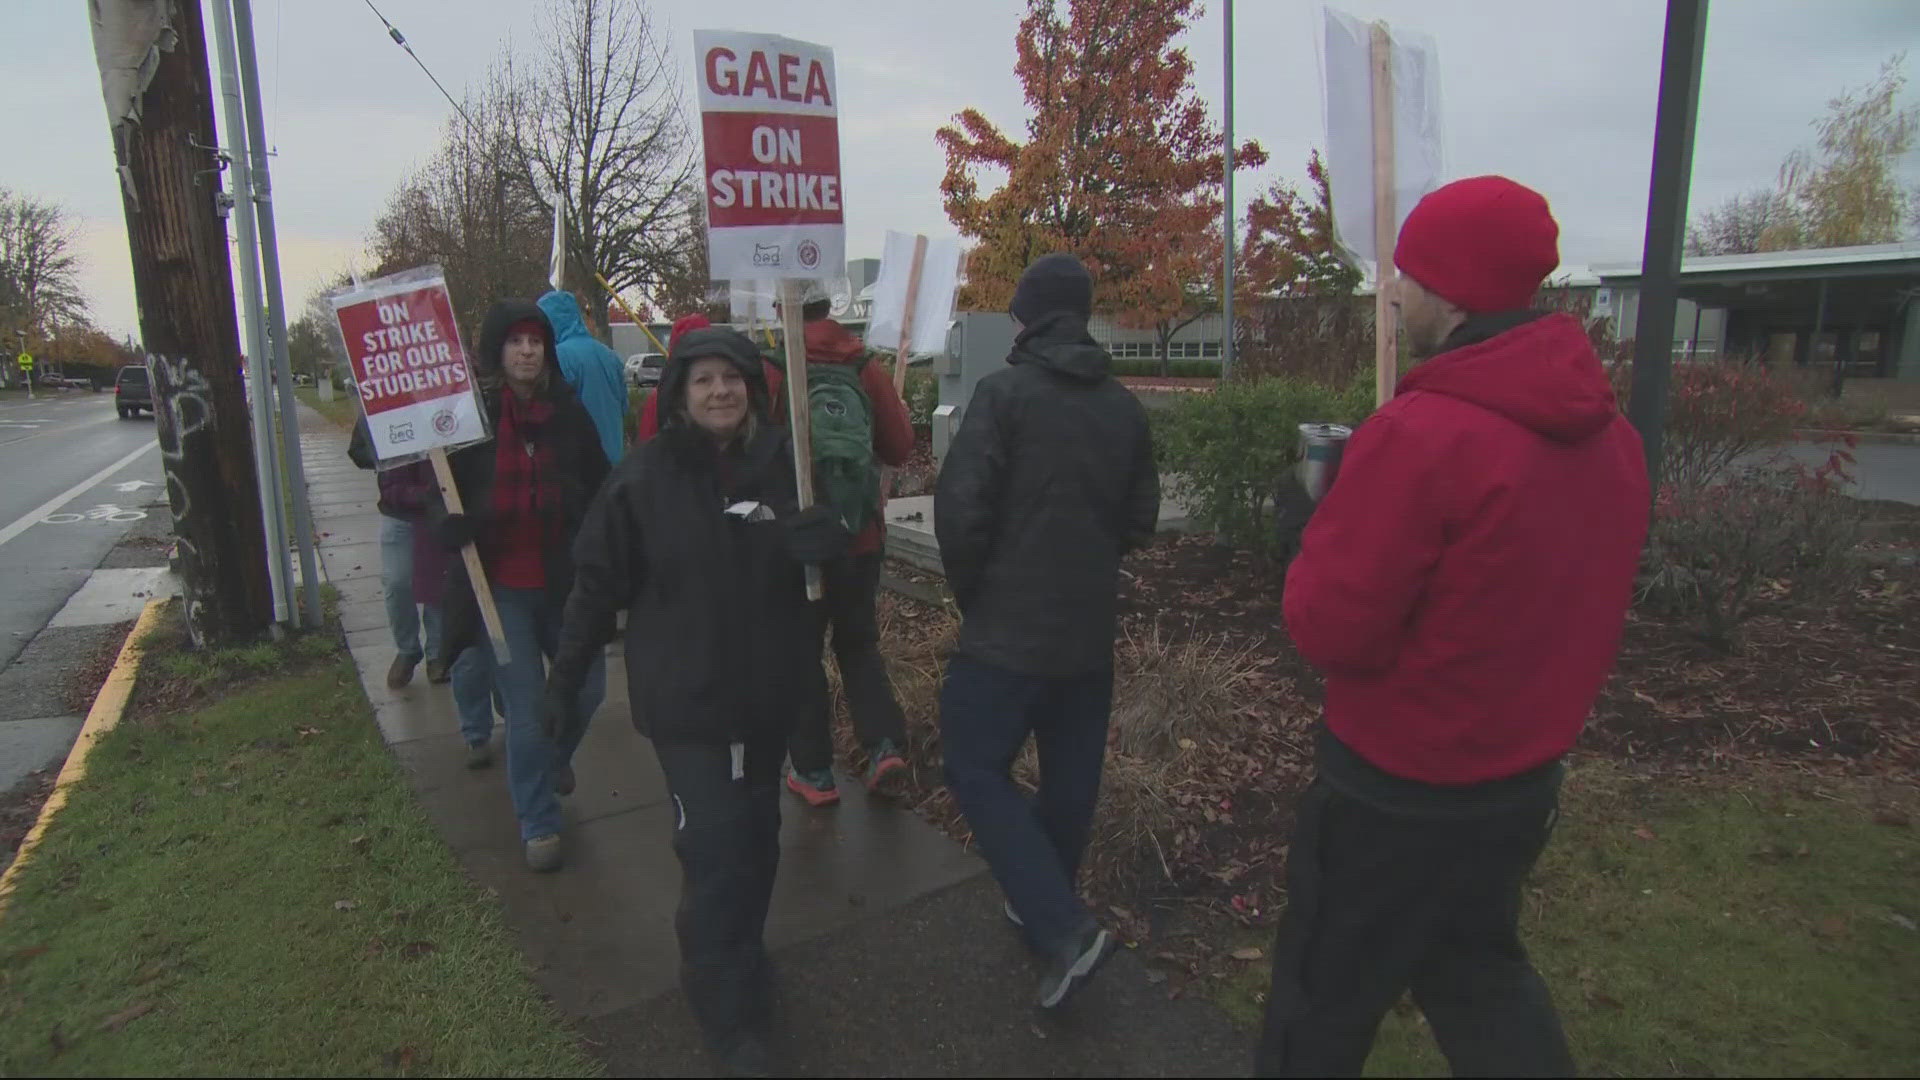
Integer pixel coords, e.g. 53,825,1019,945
1397,311,1619,444
537,290,593,344
803,317,866,365
475,298,560,383
1008,312,1111,383
657,326,773,436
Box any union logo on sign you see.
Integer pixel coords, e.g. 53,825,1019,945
797,240,821,270
753,243,782,267
432,408,458,436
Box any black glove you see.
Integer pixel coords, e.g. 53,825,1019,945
1273,474,1319,563
434,512,479,551
541,672,583,744
781,505,852,564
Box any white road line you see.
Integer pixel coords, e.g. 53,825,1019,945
0,411,123,447
0,440,162,548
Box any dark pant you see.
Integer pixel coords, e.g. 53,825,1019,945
940,654,1113,954
656,734,785,1051
1255,778,1575,1077
788,550,907,773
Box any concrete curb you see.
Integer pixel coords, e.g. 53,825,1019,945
1797,428,1920,446
0,597,167,919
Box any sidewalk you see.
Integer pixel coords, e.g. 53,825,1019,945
296,405,1248,1076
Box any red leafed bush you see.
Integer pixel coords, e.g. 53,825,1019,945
1610,358,1815,491
1643,455,1863,652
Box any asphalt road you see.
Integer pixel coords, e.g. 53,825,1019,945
0,391,167,670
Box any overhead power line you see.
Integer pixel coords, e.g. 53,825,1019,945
360,0,479,136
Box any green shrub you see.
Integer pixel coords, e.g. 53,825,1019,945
903,367,939,427
1153,374,1373,555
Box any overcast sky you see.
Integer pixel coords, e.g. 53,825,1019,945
8,0,1919,341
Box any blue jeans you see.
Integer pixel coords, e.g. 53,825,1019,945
380,515,442,662
940,655,1113,954
461,586,606,841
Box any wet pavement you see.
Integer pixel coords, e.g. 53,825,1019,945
297,405,1249,1076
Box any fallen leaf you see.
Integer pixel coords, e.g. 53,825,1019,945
349,835,370,850
1589,990,1624,1010
1873,809,1912,829
1177,737,1197,751
1632,826,1657,841
1231,946,1264,961
383,1046,418,1070
296,726,324,738
10,945,49,963
1145,968,1168,984
99,1001,154,1032
398,941,436,960
334,899,357,912
1813,914,1849,939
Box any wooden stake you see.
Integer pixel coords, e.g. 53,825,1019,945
428,447,512,663
1370,20,1399,407
893,234,930,392
778,280,825,601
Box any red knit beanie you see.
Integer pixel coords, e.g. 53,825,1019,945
1393,176,1560,314
670,313,712,347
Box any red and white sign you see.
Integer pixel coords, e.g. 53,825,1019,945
330,270,487,464
694,30,845,281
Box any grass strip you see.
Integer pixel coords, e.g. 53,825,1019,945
0,605,599,1077
1214,764,1920,1076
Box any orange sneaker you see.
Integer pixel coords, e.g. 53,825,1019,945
785,767,840,807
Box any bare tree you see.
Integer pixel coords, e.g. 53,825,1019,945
368,76,552,341
1685,188,1791,256
0,187,89,345
517,0,698,337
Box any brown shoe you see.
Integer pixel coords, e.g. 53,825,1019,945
386,653,419,690
425,659,451,684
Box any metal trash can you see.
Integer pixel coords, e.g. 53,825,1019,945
1296,422,1354,502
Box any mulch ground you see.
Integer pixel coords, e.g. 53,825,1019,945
875,505,1920,949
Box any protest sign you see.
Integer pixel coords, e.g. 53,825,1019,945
868,230,962,385
1320,8,1442,403
329,266,509,660
694,30,845,281
330,267,487,465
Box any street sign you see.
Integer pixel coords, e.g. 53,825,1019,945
694,30,845,280
15,352,31,370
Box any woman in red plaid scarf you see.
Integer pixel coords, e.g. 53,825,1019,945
434,299,611,873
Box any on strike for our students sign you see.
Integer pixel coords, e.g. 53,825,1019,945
330,267,488,465
694,30,845,281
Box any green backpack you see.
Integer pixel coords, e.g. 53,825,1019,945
771,351,882,537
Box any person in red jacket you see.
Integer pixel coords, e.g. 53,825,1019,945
776,289,917,805
1254,177,1649,1078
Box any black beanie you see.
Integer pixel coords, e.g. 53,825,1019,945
1009,253,1094,325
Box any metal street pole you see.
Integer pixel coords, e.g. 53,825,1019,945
232,0,322,627
1221,0,1236,382
1628,0,1709,487
209,0,293,628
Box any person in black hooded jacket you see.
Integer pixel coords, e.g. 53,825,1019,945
544,326,849,1077
935,252,1160,1010
434,299,610,874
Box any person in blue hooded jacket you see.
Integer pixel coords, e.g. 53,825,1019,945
537,290,630,464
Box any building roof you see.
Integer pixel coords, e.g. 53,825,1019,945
1590,241,1920,285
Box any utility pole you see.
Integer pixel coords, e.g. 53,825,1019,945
1628,0,1709,487
231,0,323,627
1221,0,1236,382
89,0,272,644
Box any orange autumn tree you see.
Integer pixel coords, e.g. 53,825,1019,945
1241,150,1362,299
938,0,1265,375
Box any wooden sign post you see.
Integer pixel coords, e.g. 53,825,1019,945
1369,20,1399,408
778,279,825,601
892,234,929,391
428,448,511,663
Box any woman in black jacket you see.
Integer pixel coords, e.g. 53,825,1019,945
544,326,847,1076
435,299,610,873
